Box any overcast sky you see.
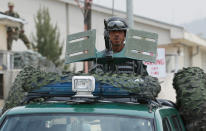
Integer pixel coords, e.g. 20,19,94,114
93,0,206,25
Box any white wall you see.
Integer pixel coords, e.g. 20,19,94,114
192,47,203,67
92,10,109,51
0,25,7,50
158,73,176,102
134,22,172,45
201,48,206,72
183,45,192,67
68,4,84,34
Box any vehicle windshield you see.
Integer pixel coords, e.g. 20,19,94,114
0,114,153,131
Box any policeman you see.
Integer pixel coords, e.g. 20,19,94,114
5,2,31,50
91,16,148,76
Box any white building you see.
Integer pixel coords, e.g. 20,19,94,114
1,0,206,101
0,13,25,99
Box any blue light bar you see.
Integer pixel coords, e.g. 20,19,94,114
30,81,130,97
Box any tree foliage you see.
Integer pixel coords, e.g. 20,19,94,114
32,7,63,66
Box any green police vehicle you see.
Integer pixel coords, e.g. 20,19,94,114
0,29,186,131
0,86,185,131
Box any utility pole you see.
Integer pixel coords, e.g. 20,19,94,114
74,0,92,73
126,0,134,28
84,0,92,73
84,0,92,31
112,0,114,16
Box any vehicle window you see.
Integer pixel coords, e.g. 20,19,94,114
171,115,182,131
0,114,154,131
162,117,171,131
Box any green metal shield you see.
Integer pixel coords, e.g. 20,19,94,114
65,29,96,64
112,29,158,63
65,29,158,64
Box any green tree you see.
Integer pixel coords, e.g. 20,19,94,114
32,7,63,67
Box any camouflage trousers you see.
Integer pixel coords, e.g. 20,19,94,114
7,31,31,50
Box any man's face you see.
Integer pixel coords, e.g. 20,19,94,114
8,6,14,11
109,30,125,47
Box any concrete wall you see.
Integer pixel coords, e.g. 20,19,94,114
134,22,171,45
192,47,203,68
3,70,20,99
0,25,7,50
158,73,176,102
201,50,206,72
176,45,190,70
183,45,192,67
162,43,204,73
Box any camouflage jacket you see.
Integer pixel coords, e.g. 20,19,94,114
5,10,20,18
5,11,22,32
90,60,148,76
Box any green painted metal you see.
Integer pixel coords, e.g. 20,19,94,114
156,107,186,131
2,103,154,118
123,29,158,62
65,29,158,64
65,29,96,64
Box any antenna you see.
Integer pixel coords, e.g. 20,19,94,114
112,0,114,16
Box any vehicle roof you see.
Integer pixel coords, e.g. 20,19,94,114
4,102,161,118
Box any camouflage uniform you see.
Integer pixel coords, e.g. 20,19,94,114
104,60,148,76
5,10,31,50
91,57,148,76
